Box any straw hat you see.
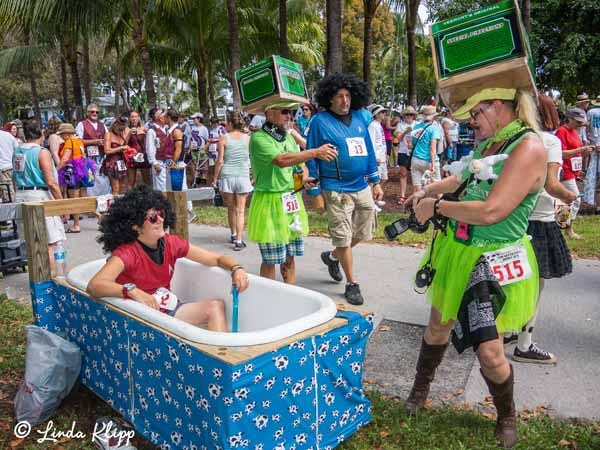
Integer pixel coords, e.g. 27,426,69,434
591,95,600,107
56,123,76,135
401,105,417,116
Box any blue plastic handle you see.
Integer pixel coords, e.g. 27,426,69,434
232,285,239,333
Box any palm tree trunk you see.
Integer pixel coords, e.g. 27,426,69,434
196,65,209,118
82,37,92,105
115,61,121,114
24,30,41,122
362,0,380,93
326,0,343,75
131,0,156,107
226,0,242,110
208,63,217,118
405,0,420,107
64,35,84,121
520,0,531,32
279,0,289,59
59,40,71,121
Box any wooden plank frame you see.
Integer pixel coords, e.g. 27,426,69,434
21,191,189,285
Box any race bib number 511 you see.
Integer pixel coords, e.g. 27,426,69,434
346,137,367,157
483,244,532,286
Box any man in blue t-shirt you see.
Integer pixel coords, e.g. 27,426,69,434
307,73,383,305
409,105,441,191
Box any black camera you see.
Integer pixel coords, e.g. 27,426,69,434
384,209,429,240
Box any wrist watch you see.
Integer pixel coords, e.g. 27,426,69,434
122,283,136,299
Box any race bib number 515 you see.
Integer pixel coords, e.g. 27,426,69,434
281,192,300,214
483,245,532,286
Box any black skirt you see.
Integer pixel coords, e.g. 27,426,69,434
527,220,572,279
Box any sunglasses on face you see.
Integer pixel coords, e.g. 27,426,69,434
89,111,98,114
278,109,293,115
144,210,164,224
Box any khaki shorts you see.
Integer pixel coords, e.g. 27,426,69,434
323,186,376,248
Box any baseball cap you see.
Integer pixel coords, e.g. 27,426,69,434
566,107,588,125
453,88,517,120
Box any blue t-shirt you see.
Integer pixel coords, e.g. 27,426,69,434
410,121,441,162
306,110,380,192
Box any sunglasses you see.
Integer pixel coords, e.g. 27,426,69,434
89,111,99,114
144,210,164,224
279,109,293,115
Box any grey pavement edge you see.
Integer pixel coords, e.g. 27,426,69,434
1,218,599,421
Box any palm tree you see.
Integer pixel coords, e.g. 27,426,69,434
405,0,420,107
226,0,242,110
280,0,290,58
326,0,344,75
362,0,381,93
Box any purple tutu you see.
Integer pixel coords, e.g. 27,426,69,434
58,157,97,188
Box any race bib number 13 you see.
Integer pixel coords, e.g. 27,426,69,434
346,137,367,157
281,192,300,214
483,245,532,286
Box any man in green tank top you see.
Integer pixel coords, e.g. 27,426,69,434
246,101,337,284
403,88,547,449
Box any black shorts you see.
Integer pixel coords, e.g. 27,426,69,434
386,140,393,156
397,153,411,169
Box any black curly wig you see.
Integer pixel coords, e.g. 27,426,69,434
315,73,370,111
97,185,176,253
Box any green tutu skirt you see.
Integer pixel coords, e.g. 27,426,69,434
247,191,309,243
420,227,539,333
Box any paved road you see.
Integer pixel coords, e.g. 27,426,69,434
2,218,599,420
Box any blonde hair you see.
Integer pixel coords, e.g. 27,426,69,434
515,90,541,133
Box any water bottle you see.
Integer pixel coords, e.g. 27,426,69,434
54,241,66,278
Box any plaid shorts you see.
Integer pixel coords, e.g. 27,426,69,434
258,238,304,265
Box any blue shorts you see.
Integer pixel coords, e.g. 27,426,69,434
258,238,304,265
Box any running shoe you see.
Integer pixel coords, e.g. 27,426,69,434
344,283,364,305
230,234,237,243
503,333,518,345
321,251,343,282
233,241,247,251
513,343,557,364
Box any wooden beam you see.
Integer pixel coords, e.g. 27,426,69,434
22,203,51,283
42,197,98,217
166,191,189,240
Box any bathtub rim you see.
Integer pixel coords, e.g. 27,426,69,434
52,277,371,365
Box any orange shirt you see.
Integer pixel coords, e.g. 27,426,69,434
59,137,86,159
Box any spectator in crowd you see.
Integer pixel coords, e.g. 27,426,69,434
214,110,253,251
146,107,169,191
296,104,314,137
126,110,151,189
537,91,560,131
102,116,130,194
189,113,209,186
46,117,63,166
4,122,22,145
13,119,65,271
555,108,594,239
368,105,389,191
0,124,18,202
76,103,108,196
408,105,441,191
383,110,395,166
207,117,227,184
441,109,459,163
308,73,383,305
177,111,192,160
248,114,266,133
394,106,417,206
57,123,96,233
583,95,600,212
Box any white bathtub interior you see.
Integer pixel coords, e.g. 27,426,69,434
66,258,338,347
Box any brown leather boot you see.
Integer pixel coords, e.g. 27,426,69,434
480,365,517,449
405,338,448,415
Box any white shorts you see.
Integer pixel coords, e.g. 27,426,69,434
16,189,66,244
378,163,388,181
220,177,253,194
410,157,440,187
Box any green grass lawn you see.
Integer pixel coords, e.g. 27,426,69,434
193,205,600,258
2,296,598,449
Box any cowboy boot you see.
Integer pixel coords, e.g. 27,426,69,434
405,338,448,415
480,365,517,449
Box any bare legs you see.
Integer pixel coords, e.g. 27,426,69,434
66,187,86,232
174,299,227,331
223,192,249,242
260,255,295,284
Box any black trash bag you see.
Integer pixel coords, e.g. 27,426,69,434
14,325,82,425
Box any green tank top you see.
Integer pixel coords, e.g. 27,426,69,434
455,132,541,247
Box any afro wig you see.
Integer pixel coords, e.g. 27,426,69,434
97,185,176,253
315,73,370,111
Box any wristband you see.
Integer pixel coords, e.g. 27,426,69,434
230,265,244,275
434,199,442,218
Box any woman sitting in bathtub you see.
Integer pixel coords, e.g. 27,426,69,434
87,185,249,331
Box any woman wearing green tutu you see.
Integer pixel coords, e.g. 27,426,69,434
247,101,337,284
404,88,547,449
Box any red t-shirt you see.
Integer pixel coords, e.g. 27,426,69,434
113,234,190,295
555,125,583,181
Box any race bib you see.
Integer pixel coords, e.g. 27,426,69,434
346,137,367,157
281,192,300,214
571,156,583,172
13,154,25,172
87,145,99,157
116,159,127,172
153,287,178,311
483,245,532,286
